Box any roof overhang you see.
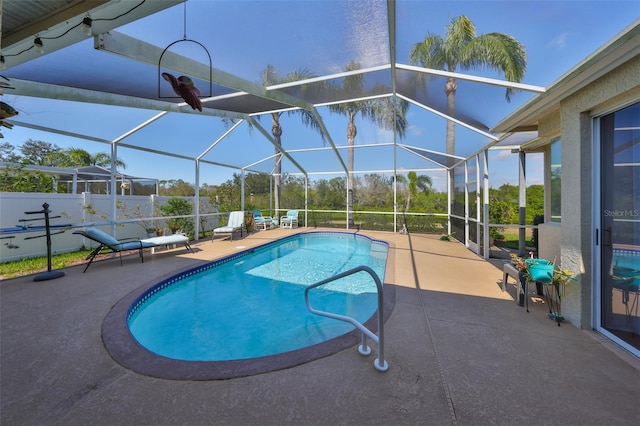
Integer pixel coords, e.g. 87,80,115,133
491,19,640,134
1,0,183,69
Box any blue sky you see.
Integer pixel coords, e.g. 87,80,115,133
3,1,639,192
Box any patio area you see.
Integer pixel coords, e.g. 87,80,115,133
1,228,638,425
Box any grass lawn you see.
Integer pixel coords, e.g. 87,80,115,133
494,228,535,250
0,249,94,280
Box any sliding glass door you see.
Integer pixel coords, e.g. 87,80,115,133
599,102,640,354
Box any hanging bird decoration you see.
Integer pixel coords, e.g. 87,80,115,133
0,101,18,138
0,101,18,119
161,72,202,112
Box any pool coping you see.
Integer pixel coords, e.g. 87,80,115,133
102,232,397,380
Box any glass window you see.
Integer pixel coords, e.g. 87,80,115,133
550,137,562,222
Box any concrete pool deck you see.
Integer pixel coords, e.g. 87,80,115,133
1,228,639,425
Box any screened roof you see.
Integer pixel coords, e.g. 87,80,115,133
1,0,638,181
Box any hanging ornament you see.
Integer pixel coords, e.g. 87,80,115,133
158,1,212,111
0,100,18,137
161,73,202,111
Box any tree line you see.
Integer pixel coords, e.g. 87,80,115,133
0,140,126,193
2,139,544,239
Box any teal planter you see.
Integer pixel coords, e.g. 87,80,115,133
526,259,554,283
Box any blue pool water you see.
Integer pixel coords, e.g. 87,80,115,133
614,249,640,270
127,232,388,361
613,249,640,286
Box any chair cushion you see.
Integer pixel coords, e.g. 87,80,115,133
213,226,238,233
141,235,189,245
117,241,156,251
213,211,244,232
230,211,244,227
86,227,120,246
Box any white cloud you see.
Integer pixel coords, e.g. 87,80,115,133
493,149,516,160
547,32,571,50
408,125,423,137
376,127,394,141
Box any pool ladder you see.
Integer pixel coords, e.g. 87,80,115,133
304,265,388,372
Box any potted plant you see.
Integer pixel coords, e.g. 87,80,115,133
546,265,574,324
551,266,574,295
526,258,555,283
244,211,255,233
510,253,529,306
511,253,575,319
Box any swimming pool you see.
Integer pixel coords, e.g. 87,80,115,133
102,231,395,380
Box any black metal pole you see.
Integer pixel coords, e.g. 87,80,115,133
43,203,52,272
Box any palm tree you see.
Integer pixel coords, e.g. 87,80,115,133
409,15,526,167
415,173,434,194
90,152,126,170
261,65,325,214
398,171,433,213
328,61,409,225
45,147,127,170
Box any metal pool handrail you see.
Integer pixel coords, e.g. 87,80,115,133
304,265,388,372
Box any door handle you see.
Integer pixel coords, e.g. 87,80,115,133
603,226,612,248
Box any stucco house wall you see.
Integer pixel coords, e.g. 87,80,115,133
552,56,639,327
538,222,561,266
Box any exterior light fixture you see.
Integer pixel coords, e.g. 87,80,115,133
34,37,44,54
0,55,5,70
81,17,93,36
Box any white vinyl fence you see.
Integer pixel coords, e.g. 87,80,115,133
0,192,218,263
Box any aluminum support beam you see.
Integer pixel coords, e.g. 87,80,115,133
10,78,244,119
247,117,308,177
97,31,316,112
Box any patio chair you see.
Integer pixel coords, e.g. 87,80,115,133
280,210,299,229
73,227,157,272
612,266,640,327
212,211,245,241
252,209,273,231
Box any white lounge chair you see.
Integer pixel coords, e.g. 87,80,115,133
280,210,299,229
212,211,245,241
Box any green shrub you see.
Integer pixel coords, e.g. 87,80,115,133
159,197,194,236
